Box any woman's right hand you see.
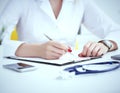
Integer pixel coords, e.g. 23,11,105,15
38,41,69,59
15,41,69,60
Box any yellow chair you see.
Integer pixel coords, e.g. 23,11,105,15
11,29,18,40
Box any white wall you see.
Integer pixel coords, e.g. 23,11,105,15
0,0,9,14
94,0,120,24
81,0,120,36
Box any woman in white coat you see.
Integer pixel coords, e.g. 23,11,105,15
0,0,119,59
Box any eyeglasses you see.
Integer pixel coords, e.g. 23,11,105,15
64,61,120,75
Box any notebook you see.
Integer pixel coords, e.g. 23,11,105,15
5,53,101,66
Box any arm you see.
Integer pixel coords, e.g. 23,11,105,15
0,0,25,57
15,41,68,60
1,0,68,59
79,0,120,57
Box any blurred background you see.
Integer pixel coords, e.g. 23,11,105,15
0,0,120,24
0,0,120,41
94,0,120,24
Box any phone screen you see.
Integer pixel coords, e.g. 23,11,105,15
3,63,37,72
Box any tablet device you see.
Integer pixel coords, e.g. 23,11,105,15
111,54,120,60
3,63,37,72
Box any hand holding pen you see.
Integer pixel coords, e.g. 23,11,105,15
43,34,72,59
40,34,67,59
44,34,72,52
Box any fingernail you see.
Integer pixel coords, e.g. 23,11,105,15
78,53,86,57
68,48,72,52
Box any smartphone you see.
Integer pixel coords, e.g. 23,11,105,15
3,63,37,72
111,54,120,60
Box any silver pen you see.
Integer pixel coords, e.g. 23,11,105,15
44,34,53,40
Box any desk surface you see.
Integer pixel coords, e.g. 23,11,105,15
0,45,120,93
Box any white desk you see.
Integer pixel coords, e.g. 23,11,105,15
0,44,120,93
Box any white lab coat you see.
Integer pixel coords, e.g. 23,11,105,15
0,0,120,57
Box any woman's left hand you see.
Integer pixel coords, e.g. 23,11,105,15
78,41,109,57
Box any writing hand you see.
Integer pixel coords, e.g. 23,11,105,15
39,41,69,59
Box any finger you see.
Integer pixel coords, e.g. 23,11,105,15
96,46,108,57
51,41,68,52
49,44,66,55
96,49,105,57
45,41,67,58
86,42,98,57
50,53,62,59
78,53,86,57
92,43,108,57
81,41,93,57
45,51,62,60
91,43,101,57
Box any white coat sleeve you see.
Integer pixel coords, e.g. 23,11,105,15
82,0,120,49
0,0,25,57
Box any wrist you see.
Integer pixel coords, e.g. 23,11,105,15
98,40,117,52
16,43,41,57
109,40,118,51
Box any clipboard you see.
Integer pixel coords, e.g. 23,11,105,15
5,56,101,66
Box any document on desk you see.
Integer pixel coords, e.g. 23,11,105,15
5,53,101,66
